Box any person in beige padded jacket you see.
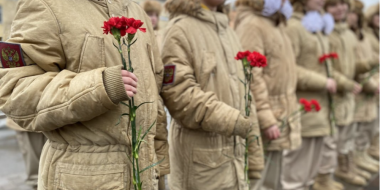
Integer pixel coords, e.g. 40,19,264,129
347,0,379,181
282,0,360,189
234,0,340,189
363,3,380,161
0,0,169,189
316,0,378,188
161,0,268,189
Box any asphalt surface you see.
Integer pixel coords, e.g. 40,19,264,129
0,127,33,190
0,126,377,190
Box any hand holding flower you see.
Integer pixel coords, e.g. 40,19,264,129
353,83,363,94
325,78,337,93
264,125,280,140
121,70,138,97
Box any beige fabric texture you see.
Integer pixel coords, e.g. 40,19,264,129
318,132,338,175
285,12,355,137
328,23,375,126
354,33,380,122
161,2,266,189
356,120,378,151
0,0,169,189
282,137,325,190
234,6,330,151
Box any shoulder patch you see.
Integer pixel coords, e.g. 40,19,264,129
0,42,26,68
163,65,176,85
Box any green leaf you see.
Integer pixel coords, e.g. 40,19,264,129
120,101,130,108
139,157,165,174
115,113,129,126
135,101,154,110
130,38,138,46
137,120,156,150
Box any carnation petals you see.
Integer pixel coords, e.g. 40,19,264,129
235,51,267,68
102,16,146,36
299,98,321,112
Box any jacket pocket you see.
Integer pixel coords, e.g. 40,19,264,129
190,147,235,190
78,33,105,72
54,163,126,190
200,52,217,90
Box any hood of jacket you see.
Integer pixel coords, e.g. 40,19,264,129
165,0,227,19
365,3,379,29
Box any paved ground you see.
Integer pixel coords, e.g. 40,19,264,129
0,127,378,190
0,128,33,190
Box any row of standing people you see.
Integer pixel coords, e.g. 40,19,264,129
152,0,379,189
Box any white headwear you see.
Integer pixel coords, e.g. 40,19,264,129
262,0,293,20
281,0,293,20
302,11,324,33
224,0,236,5
262,0,282,17
322,13,335,35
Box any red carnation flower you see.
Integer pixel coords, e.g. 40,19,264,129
247,51,267,68
310,99,321,112
319,54,329,64
102,17,145,37
126,18,146,34
235,51,251,60
299,98,312,112
329,53,338,59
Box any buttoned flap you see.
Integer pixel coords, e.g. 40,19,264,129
199,51,217,89
191,147,236,190
192,147,233,168
54,163,127,190
78,33,105,72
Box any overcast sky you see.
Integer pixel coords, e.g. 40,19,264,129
363,0,379,10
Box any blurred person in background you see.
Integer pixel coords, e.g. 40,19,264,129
282,0,360,189
142,1,170,190
364,2,380,162
7,119,47,189
161,0,268,189
319,0,377,187
347,0,379,182
234,0,342,189
143,0,163,48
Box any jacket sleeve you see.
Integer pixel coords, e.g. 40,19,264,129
296,66,328,91
237,22,277,130
0,0,128,132
235,21,267,178
332,70,356,92
362,78,378,93
160,25,243,136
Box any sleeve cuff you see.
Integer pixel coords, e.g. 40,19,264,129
248,170,262,179
103,66,130,104
257,109,278,130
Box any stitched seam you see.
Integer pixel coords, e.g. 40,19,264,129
8,83,104,120
38,0,62,34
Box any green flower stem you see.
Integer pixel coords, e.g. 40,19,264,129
241,65,254,185
118,40,141,190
